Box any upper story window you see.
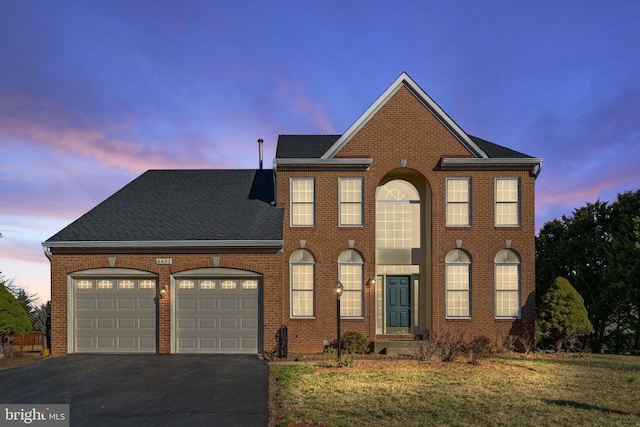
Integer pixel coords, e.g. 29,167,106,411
291,177,315,226
445,249,471,318
290,249,315,318
339,178,363,226
495,249,521,318
446,178,471,226
376,180,420,249
495,177,520,226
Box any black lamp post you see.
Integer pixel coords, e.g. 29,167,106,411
335,280,344,361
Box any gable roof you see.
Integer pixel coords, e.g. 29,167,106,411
468,135,533,159
44,169,283,248
321,72,489,159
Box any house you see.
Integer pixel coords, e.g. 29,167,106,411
43,73,542,356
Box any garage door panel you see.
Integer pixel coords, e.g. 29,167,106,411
74,279,157,353
176,278,259,354
97,298,116,309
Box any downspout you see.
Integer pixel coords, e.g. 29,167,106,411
42,244,52,261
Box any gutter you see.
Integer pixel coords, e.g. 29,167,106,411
273,158,372,172
441,157,544,178
42,239,284,253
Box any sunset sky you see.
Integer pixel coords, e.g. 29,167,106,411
1,1,639,303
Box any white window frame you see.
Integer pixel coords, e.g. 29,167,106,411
290,177,315,227
339,177,364,227
338,249,364,319
290,249,315,318
495,177,520,227
494,249,521,319
446,177,471,227
445,249,471,318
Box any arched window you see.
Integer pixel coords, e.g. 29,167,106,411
290,249,315,318
376,180,420,249
495,249,520,318
338,249,364,318
445,249,471,318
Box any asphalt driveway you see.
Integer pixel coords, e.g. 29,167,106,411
0,354,269,426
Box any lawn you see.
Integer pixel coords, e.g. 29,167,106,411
269,354,640,427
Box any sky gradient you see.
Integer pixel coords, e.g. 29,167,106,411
1,1,639,303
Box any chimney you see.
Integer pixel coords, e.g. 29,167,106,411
258,139,264,169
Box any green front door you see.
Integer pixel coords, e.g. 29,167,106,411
386,276,410,334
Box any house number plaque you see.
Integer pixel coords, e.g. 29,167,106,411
156,258,173,265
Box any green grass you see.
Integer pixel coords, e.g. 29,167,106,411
269,355,640,427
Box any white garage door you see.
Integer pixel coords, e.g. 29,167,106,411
175,278,259,353
73,278,157,353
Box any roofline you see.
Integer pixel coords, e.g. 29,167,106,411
321,72,488,160
273,158,372,172
441,157,544,177
42,240,284,250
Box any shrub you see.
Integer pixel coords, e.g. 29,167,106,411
0,285,32,358
410,339,439,361
467,335,491,365
436,332,468,362
341,331,370,354
537,277,594,352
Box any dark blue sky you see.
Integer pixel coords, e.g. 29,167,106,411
1,1,639,301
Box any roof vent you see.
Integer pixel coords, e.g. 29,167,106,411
258,139,264,169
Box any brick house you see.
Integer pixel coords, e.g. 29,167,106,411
43,73,542,356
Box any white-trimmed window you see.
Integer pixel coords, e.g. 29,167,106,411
291,177,315,226
445,249,471,318
338,249,364,318
290,249,315,318
446,178,470,226
495,249,521,318
495,178,520,226
376,180,420,249
339,177,363,226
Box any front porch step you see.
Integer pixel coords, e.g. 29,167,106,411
374,339,419,356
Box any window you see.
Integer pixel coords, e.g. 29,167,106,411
338,249,364,318
376,180,420,249
97,280,113,289
291,177,315,226
76,280,93,290
446,178,470,226
139,280,156,289
339,178,363,226
242,280,258,290
495,178,520,226
495,249,521,318
200,280,216,289
221,280,237,290
290,249,315,317
445,250,471,318
178,280,195,290
118,280,135,289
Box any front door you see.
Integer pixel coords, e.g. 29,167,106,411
386,276,410,334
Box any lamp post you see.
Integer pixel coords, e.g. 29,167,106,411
335,280,344,361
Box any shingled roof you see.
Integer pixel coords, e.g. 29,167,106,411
46,169,283,243
276,134,534,159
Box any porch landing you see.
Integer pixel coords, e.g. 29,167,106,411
374,335,422,356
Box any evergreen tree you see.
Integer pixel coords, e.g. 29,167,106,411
0,284,33,357
537,277,593,352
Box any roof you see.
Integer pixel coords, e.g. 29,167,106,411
275,135,341,158
276,134,534,160
468,136,533,159
45,169,283,243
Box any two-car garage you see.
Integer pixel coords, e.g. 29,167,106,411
70,268,260,354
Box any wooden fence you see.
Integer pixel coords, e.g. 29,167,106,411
11,332,45,352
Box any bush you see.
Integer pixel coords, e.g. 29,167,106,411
467,335,491,365
341,331,370,354
537,277,594,352
0,285,32,358
410,339,439,361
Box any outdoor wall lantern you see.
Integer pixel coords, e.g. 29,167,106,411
366,276,376,288
159,284,168,299
335,280,344,361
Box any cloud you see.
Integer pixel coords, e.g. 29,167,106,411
274,75,337,134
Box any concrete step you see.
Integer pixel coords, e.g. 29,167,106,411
374,340,416,356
